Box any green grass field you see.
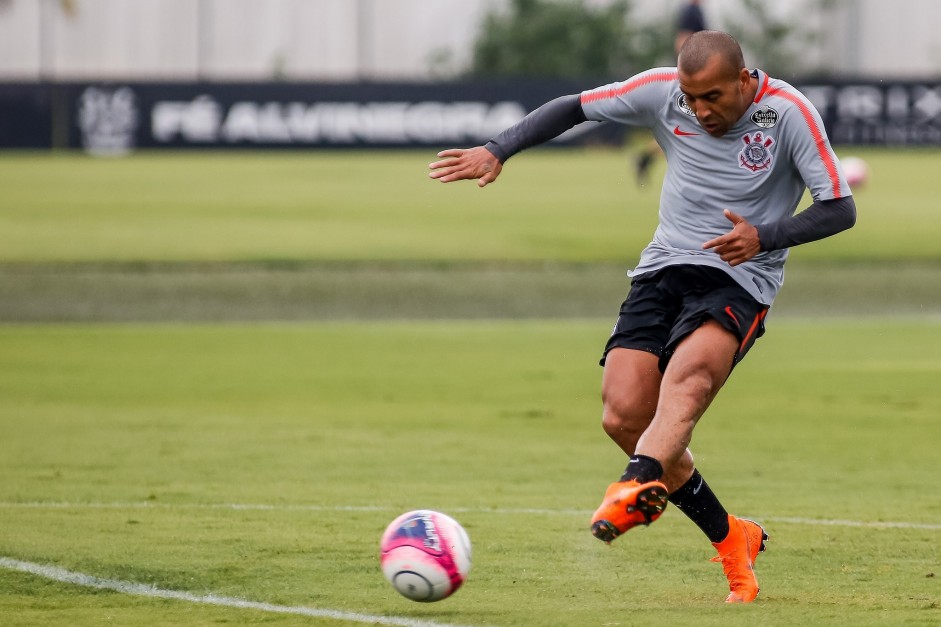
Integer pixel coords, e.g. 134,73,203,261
0,148,940,625
1,321,939,626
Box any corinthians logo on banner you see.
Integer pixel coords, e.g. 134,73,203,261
77,87,139,155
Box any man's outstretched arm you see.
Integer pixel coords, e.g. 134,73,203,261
429,94,587,187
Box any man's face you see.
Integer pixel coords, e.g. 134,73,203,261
678,54,750,137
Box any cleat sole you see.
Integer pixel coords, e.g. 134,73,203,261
631,484,669,525
590,520,620,543
590,483,669,543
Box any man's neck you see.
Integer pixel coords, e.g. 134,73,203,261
744,73,760,106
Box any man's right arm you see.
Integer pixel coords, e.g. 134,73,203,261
484,95,587,163
428,94,587,186
486,67,675,163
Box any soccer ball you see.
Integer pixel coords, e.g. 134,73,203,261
380,510,472,602
841,156,869,189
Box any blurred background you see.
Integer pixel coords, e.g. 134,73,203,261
1,0,939,81
0,0,939,322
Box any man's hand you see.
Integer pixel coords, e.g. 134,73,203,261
702,209,761,266
428,146,503,188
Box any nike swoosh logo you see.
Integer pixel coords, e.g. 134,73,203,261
724,306,739,326
692,476,704,495
673,125,701,136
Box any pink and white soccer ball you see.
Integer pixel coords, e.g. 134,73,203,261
380,510,472,602
841,156,869,189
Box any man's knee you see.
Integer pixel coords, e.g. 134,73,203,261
600,347,662,450
601,394,655,447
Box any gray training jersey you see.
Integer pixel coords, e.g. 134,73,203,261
580,67,852,305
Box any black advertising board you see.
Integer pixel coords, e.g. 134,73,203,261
2,78,940,151
0,83,54,148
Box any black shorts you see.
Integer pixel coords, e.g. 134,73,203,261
600,264,769,373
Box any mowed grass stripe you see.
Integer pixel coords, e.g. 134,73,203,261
2,260,939,321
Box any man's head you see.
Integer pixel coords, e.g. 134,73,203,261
677,31,754,137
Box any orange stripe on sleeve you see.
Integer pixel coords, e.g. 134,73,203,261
580,71,678,105
766,86,842,199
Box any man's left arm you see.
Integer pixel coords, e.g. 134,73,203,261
763,89,858,250
705,89,858,265
701,197,856,267
755,195,856,251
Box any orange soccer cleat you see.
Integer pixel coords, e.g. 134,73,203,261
590,480,669,544
711,515,769,603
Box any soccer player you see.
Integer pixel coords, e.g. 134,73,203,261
429,30,856,603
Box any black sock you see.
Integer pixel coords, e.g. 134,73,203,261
619,454,663,483
668,469,730,543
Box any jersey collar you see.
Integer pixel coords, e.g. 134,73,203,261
751,69,771,104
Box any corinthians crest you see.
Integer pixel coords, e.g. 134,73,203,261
77,86,139,155
738,131,775,173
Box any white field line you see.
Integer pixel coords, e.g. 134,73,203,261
1,501,940,530
0,557,470,627
763,516,941,530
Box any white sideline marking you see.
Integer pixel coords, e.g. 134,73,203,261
0,557,468,627
1,501,939,530
763,516,941,531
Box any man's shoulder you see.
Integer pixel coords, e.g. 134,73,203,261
752,73,824,131
758,75,816,111
580,67,679,106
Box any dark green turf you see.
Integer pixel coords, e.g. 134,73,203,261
1,260,938,322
